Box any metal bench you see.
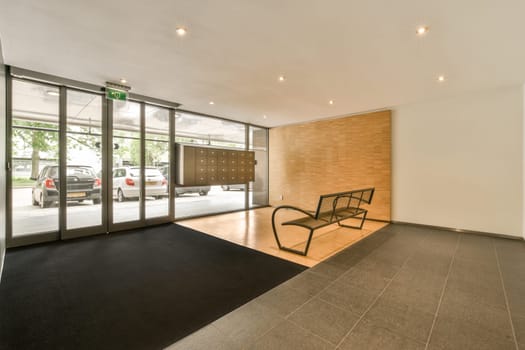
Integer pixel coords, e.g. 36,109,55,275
271,188,375,256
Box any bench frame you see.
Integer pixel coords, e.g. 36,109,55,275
271,188,375,256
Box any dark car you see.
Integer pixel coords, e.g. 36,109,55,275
31,165,101,208
159,165,210,197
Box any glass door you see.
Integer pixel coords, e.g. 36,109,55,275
6,72,177,248
9,79,60,245
64,89,106,237
110,100,143,228
145,105,170,221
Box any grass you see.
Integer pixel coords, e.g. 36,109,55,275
12,177,35,188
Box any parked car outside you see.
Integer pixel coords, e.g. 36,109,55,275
175,186,210,197
221,183,252,191
31,165,101,208
158,165,210,197
113,167,167,202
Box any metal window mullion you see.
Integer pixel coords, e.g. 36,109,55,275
10,66,103,93
245,124,249,210
140,102,146,223
169,108,175,220
58,86,67,237
5,67,13,245
265,127,269,206
101,95,109,233
107,99,114,230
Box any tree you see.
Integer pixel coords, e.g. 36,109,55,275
12,121,59,178
145,140,169,167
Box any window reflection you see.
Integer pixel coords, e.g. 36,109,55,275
174,112,249,219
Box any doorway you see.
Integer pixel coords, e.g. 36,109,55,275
6,73,176,247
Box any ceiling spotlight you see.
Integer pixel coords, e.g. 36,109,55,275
263,115,267,119
329,100,334,105
120,78,127,84
437,75,445,82
416,26,429,36
46,90,59,96
278,75,285,82
176,26,188,36
209,101,215,105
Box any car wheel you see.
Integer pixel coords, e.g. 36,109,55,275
223,186,230,191
40,194,50,209
32,191,38,206
199,191,208,196
117,189,126,202
93,198,101,205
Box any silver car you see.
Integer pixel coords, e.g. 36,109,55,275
113,167,167,202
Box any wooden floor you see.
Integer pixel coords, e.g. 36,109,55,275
178,207,388,267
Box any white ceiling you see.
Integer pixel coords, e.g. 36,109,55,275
1,0,524,127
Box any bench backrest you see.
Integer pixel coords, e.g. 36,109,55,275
314,188,375,222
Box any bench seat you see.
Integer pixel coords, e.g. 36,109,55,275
271,188,375,256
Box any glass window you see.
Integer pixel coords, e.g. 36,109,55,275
175,112,245,148
145,105,169,219
66,90,103,230
11,79,59,236
112,100,141,223
174,112,247,219
249,126,269,208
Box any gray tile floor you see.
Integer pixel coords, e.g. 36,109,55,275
167,224,525,350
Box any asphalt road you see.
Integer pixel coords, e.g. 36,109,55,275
11,186,248,237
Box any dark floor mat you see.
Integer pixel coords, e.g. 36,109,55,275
0,223,306,350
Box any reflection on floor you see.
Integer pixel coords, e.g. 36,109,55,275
178,207,388,267
168,224,525,350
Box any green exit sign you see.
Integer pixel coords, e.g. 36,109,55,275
106,88,127,101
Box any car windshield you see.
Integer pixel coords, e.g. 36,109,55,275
47,167,59,177
47,166,95,177
66,167,95,176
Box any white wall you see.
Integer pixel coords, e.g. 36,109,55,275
0,41,6,279
392,85,524,238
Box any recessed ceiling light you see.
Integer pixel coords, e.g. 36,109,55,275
209,101,215,105
175,26,187,36
329,100,334,105
416,26,429,36
278,75,285,82
263,115,267,119
120,78,127,84
437,75,445,82
46,90,59,96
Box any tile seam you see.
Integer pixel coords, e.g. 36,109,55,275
493,239,520,350
333,235,430,349
247,235,404,347
423,231,461,350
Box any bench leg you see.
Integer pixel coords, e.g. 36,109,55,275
272,226,315,256
303,229,315,255
272,210,316,256
338,211,368,230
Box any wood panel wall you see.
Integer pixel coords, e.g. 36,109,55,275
269,110,391,221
